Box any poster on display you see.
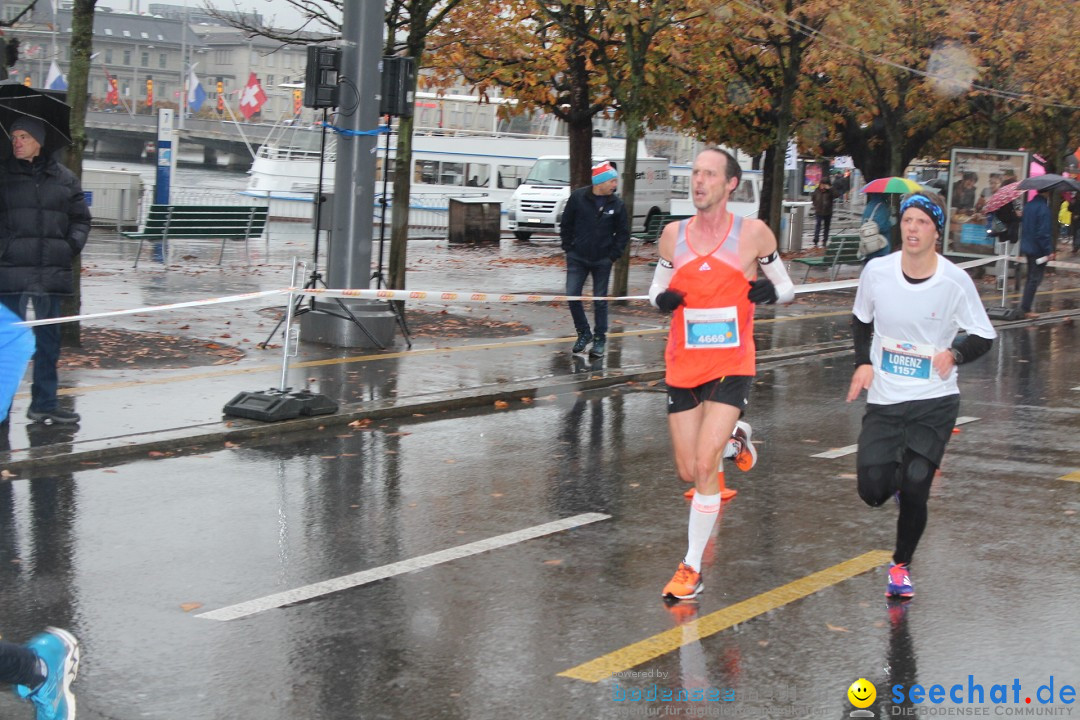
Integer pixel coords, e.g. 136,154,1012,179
945,148,1028,257
803,164,822,194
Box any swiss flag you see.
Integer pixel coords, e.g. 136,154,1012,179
239,72,267,119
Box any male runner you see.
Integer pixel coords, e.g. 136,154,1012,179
846,192,995,598
649,148,794,601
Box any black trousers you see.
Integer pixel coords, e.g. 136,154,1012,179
0,640,43,686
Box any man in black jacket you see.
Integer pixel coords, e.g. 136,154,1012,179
0,116,91,425
559,161,629,357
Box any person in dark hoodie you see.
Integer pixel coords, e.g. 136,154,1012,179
559,161,629,358
0,116,91,425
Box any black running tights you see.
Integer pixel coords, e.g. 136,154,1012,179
0,640,44,687
858,448,937,566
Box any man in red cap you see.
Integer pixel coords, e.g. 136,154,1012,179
559,161,629,358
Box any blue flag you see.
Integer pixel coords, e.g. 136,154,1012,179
46,60,67,91
187,66,206,113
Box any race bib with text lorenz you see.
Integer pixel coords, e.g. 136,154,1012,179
683,306,740,350
879,336,936,380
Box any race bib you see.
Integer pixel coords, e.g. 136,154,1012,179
683,306,740,349
879,336,935,380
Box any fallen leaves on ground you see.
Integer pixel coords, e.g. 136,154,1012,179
58,327,244,370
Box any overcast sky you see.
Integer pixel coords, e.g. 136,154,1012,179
109,1,339,31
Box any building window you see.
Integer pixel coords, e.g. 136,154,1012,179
159,53,167,69
141,51,149,67
141,32,149,39
104,28,113,36
266,74,274,86
105,49,113,64
122,30,131,37
215,49,232,65
123,50,131,65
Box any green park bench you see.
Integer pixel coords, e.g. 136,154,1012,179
123,204,269,268
632,213,692,244
791,232,865,282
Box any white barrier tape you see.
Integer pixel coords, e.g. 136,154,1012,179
10,253,1056,328
19,289,291,328
299,287,650,303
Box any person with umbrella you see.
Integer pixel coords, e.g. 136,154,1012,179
0,115,91,425
1018,187,1054,318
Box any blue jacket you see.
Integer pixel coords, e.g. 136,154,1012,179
1019,194,1052,257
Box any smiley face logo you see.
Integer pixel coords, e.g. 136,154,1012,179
848,678,876,708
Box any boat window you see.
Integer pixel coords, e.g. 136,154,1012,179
465,164,490,188
416,159,439,185
497,165,531,189
440,162,464,186
731,177,757,204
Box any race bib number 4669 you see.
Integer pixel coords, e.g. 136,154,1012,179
683,306,740,349
879,336,935,379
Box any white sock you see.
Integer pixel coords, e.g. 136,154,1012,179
684,492,721,571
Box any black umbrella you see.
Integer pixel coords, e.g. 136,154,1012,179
1017,173,1080,193
0,83,72,153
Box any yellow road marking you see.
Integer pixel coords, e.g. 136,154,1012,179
1061,471,1080,483
557,549,892,683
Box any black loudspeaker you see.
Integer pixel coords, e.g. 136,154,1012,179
380,56,415,118
304,46,341,109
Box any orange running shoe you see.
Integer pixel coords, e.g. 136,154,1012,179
730,420,757,472
662,561,703,600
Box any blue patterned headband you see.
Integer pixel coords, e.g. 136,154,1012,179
900,194,945,236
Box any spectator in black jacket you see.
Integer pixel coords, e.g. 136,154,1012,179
559,161,629,358
0,116,91,425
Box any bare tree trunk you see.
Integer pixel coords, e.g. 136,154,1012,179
60,0,97,348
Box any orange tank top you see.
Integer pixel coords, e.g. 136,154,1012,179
665,215,755,388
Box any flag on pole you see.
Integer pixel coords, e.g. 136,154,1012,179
105,69,119,106
238,72,267,119
46,60,67,91
187,66,206,113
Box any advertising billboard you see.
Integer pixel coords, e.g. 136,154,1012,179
945,148,1028,257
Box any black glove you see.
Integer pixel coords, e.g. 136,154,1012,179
747,278,778,304
561,243,572,253
609,252,623,263
654,289,686,313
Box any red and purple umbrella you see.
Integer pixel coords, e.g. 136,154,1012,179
982,181,1024,214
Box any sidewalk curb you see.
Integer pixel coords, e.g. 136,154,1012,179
0,341,854,477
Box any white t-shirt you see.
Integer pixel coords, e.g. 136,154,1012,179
852,252,996,405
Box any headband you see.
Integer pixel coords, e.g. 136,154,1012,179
900,194,945,236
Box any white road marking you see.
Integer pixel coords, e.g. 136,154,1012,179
196,512,611,621
811,416,979,459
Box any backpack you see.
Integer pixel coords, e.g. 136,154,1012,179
857,219,889,258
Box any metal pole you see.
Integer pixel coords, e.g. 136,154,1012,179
279,259,303,392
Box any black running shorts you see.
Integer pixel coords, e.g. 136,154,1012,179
666,375,752,414
857,394,961,467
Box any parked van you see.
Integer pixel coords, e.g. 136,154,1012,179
669,169,763,219
507,155,671,241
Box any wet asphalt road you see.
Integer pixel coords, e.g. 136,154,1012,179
1,322,1078,720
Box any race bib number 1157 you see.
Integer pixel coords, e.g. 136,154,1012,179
879,336,934,379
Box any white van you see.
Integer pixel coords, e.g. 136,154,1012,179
507,155,671,241
669,169,763,219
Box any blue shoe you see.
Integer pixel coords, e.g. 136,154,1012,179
886,563,914,598
14,627,79,720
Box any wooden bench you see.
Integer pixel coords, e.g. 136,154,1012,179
791,232,865,281
632,213,691,244
123,204,269,268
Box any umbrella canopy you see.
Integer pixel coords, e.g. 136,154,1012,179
1017,173,1080,194
0,83,72,154
0,304,35,419
982,181,1025,213
861,176,924,194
